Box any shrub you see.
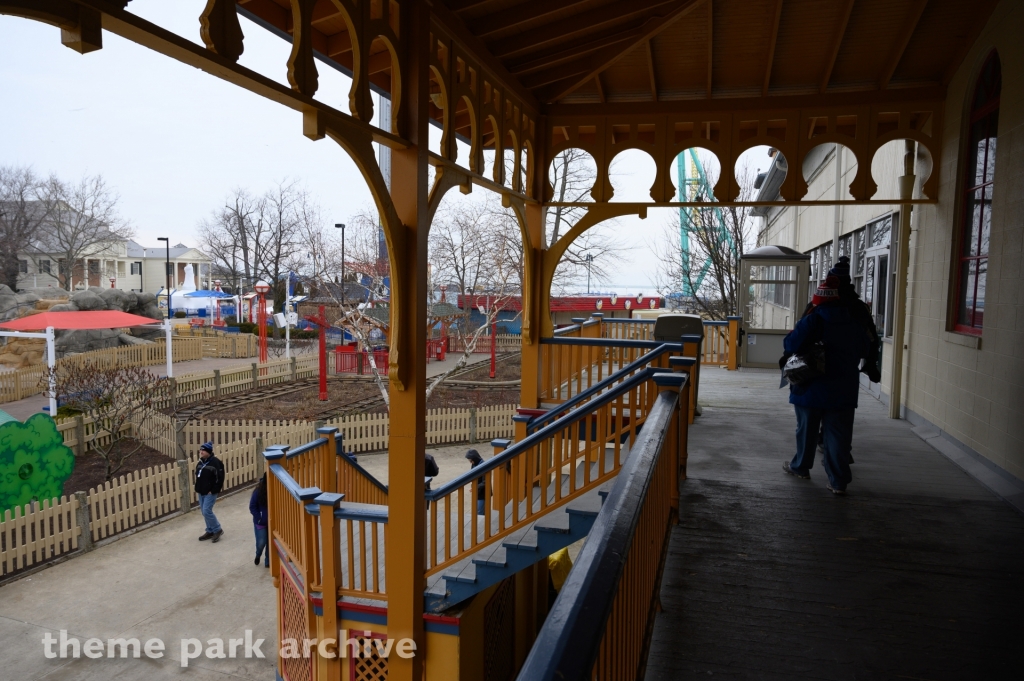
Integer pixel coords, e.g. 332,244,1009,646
174,311,187,318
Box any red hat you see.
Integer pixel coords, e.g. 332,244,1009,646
812,275,841,306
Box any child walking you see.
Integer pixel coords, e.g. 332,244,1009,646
250,473,269,567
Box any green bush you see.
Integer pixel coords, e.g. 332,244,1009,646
174,311,187,318
0,414,76,513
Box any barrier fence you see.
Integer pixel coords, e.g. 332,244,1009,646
0,333,260,405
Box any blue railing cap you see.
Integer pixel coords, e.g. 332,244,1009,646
512,414,532,423
592,312,604,318
571,317,586,323
491,438,512,449
653,372,687,387
287,438,328,458
314,492,344,507
669,356,697,367
316,426,339,436
680,334,703,342
727,315,742,321
335,503,389,523
297,486,322,501
264,448,287,461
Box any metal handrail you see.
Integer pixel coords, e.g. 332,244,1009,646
516,386,682,681
527,342,682,433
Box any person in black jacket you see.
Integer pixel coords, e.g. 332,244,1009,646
466,449,486,515
195,442,225,542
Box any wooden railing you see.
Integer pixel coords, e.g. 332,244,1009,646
516,373,689,681
539,336,677,404
422,361,693,578
600,317,656,341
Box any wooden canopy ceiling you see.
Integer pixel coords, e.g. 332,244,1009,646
238,0,997,109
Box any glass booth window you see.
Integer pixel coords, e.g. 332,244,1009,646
954,51,1000,334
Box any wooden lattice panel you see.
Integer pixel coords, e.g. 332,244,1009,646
281,571,312,681
484,577,516,681
351,635,388,681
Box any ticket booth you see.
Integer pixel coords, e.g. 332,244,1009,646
738,245,811,368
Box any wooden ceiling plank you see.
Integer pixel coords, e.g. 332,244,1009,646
762,0,784,96
646,39,658,101
489,0,680,59
878,0,930,89
470,0,595,39
941,0,999,87
819,0,856,93
595,72,606,103
509,31,636,76
706,0,712,98
537,0,704,103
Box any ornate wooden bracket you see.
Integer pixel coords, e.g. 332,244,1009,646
200,0,244,63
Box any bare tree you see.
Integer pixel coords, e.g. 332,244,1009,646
44,363,174,481
429,199,495,333
0,166,49,291
653,152,758,319
32,174,133,291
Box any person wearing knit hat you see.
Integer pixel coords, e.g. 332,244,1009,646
780,265,875,496
812,275,841,306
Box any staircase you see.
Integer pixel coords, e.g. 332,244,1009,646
424,480,613,613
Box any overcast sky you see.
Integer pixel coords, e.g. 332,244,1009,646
0,3,772,295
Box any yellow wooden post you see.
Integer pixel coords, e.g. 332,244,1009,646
316,427,339,493
385,4,429,678
652,372,686,516
314,492,343,678
727,316,741,371
519,201,546,410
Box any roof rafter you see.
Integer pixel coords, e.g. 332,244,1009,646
488,0,682,59
819,0,856,93
941,0,1000,86
762,0,784,96
706,0,713,97
531,0,704,103
646,39,658,101
509,30,635,77
470,0,595,39
878,0,929,89
595,73,606,103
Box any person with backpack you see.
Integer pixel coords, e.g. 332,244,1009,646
195,441,225,541
782,257,878,495
249,473,269,567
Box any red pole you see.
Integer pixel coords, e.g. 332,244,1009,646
489,299,496,379
318,305,328,400
257,292,268,363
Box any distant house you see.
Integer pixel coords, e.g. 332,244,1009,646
17,238,211,294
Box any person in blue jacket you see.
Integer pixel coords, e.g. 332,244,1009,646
249,473,269,567
782,259,878,495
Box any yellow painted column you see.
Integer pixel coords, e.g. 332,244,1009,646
727,316,741,371
519,202,546,410
386,4,430,679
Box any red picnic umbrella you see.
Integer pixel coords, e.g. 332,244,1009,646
0,310,163,331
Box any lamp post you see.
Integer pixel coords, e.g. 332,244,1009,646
157,237,170,317
585,252,593,294
254,279,271,363
335,223,346,305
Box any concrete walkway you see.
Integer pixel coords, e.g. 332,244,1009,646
0,492,278,680
647,366,1024,680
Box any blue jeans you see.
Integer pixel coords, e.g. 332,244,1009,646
199,493,221,533
254,526,268,566
477,499,485,516
791,405,855,490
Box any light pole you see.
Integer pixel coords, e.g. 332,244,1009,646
335,223,346,305
585,252,593,294
254,279,271,363
478,295,496,379
157,237,171,317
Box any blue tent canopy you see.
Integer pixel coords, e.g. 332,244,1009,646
184,290,234,298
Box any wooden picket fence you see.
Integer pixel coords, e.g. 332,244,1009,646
0,333,262,405
85,462,183,542
0,496,80,577
2,394,518,578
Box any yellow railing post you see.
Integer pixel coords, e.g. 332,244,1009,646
491,438,511,511
314,492,343,679
316,427,339,493
727,316,741,370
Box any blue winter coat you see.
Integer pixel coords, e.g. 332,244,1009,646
249,487,268,528
784,302,871,410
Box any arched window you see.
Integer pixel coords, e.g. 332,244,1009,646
954,52,1000,334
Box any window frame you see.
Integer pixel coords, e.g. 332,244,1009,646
952,51,1000,336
